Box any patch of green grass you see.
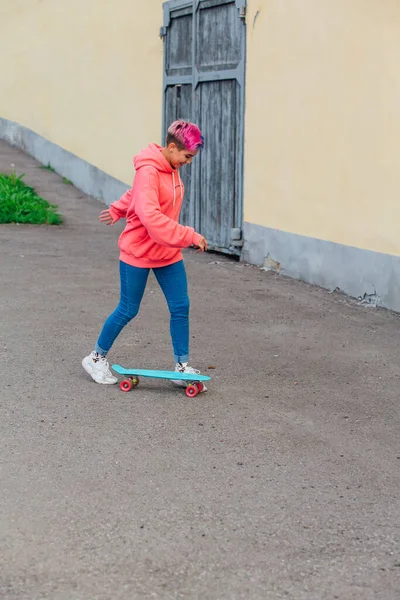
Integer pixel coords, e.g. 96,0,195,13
0,172,63,225
62,176,73,185
39,163,56,173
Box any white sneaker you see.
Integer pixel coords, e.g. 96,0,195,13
82,351,118,385
172,362,207,392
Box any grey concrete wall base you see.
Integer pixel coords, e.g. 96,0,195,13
0,118,129,205
243,222,400,312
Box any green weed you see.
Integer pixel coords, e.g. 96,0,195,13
39,163,56,173
0,172,62,225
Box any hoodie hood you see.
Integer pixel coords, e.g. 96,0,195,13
134,143,183,208
134,143,174,173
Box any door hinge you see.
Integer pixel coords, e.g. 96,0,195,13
239,6,246,19
159,26,167,39
231,228,243,246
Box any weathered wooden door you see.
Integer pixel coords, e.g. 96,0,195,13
162,0,246,255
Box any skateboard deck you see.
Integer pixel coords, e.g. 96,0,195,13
112,364,211,398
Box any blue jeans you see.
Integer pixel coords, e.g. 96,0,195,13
95,260,190,363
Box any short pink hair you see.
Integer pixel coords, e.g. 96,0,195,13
167,120,204,152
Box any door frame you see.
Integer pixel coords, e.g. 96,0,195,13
161,0,246,254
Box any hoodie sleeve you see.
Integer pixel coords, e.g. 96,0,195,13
134,167,202,248
108,188,132,222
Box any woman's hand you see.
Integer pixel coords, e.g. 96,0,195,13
99,209,115,226
196,236,208,252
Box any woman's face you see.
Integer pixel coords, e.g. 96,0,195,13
166,143,199,169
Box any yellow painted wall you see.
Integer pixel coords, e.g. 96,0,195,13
0,0,164,185
244,0,400,257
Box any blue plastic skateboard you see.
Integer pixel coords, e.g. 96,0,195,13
112,364,211,398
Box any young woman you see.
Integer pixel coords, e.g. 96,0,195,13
82,120,208,388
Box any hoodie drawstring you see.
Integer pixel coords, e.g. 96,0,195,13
179,172,183,204
172,171,184,207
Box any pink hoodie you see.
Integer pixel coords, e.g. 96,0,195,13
109,144,203,268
